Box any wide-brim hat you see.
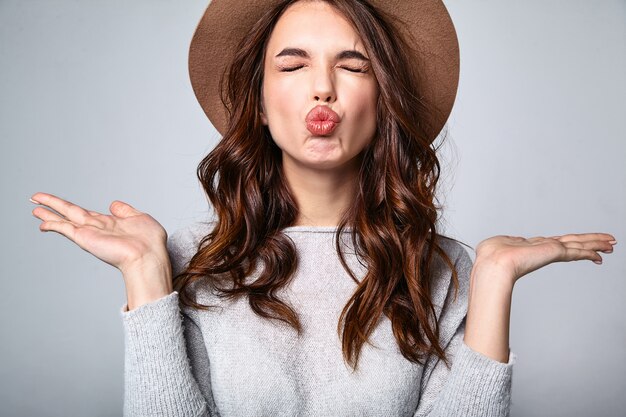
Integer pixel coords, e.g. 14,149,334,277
188,0,459,143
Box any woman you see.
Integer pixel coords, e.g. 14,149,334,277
30,0,616,416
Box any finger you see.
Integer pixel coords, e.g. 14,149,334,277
562,239,614,253
39,219,78,242
30,198,104,216
556,233,616,243
109,200,142,218
32,206,65,223
31,193,106,229
30,192,92,225
561,247,604,264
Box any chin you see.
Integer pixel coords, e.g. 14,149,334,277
303,154,362,172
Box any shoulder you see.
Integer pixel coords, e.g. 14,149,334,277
167,219,217,276
434,235,473,270
431,235,473,282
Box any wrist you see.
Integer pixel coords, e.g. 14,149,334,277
122,254,173,311
471,257,517,291
465,260,514,363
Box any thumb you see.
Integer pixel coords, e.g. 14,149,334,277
109,200,141,218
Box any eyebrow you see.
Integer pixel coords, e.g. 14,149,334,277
275,47,370,62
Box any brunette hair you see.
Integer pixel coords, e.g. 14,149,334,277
174,0,462,372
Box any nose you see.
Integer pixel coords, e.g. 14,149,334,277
311,67,336,103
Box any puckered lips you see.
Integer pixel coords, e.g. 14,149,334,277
305,105,341,136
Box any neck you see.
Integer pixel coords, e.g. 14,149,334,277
282,157,360,227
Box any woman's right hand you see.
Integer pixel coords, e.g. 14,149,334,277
30,192,173,309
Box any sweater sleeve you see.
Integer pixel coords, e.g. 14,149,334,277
120,292,211,416
119,221,218,416
413,242,517,417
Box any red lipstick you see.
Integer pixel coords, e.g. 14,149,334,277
305,105,341,136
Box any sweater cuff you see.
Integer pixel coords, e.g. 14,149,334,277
458,338,517,368
443,339,516,416
119,291,178,314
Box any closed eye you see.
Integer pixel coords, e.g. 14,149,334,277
343,67,368,73
280,65,304,72
279,65,368,73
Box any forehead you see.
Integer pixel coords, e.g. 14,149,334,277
266,1,365,55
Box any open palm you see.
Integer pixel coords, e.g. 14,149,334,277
475,233,616,285
30,192,168,274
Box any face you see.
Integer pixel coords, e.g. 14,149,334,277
260,0,379,172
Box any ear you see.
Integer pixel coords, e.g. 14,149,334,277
260,110,268,125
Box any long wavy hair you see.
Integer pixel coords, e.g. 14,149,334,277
174,0,461,372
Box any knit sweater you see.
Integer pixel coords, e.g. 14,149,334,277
120,221,516,416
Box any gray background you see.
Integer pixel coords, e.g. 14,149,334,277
2,0,624,416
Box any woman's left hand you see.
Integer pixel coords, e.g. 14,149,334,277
474,233,617,287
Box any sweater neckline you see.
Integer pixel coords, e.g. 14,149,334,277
281,225,353,233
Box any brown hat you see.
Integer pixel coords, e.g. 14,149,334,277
188,0,459,143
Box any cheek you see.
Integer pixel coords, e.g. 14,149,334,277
350,84,378,140
263,78,300,122
262,78,302,151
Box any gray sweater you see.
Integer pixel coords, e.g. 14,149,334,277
120,222,516,416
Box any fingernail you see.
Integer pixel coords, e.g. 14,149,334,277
30,198,39,204
609,240,617,245
593,260,603,265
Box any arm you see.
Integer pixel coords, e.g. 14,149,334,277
463,261,514,363
414,243,516,417
29,193,218,415
415,320,516,417
182,305,220,414
120,292,210,416
416,232,615,417
463,232,615,364
120,223,219,416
